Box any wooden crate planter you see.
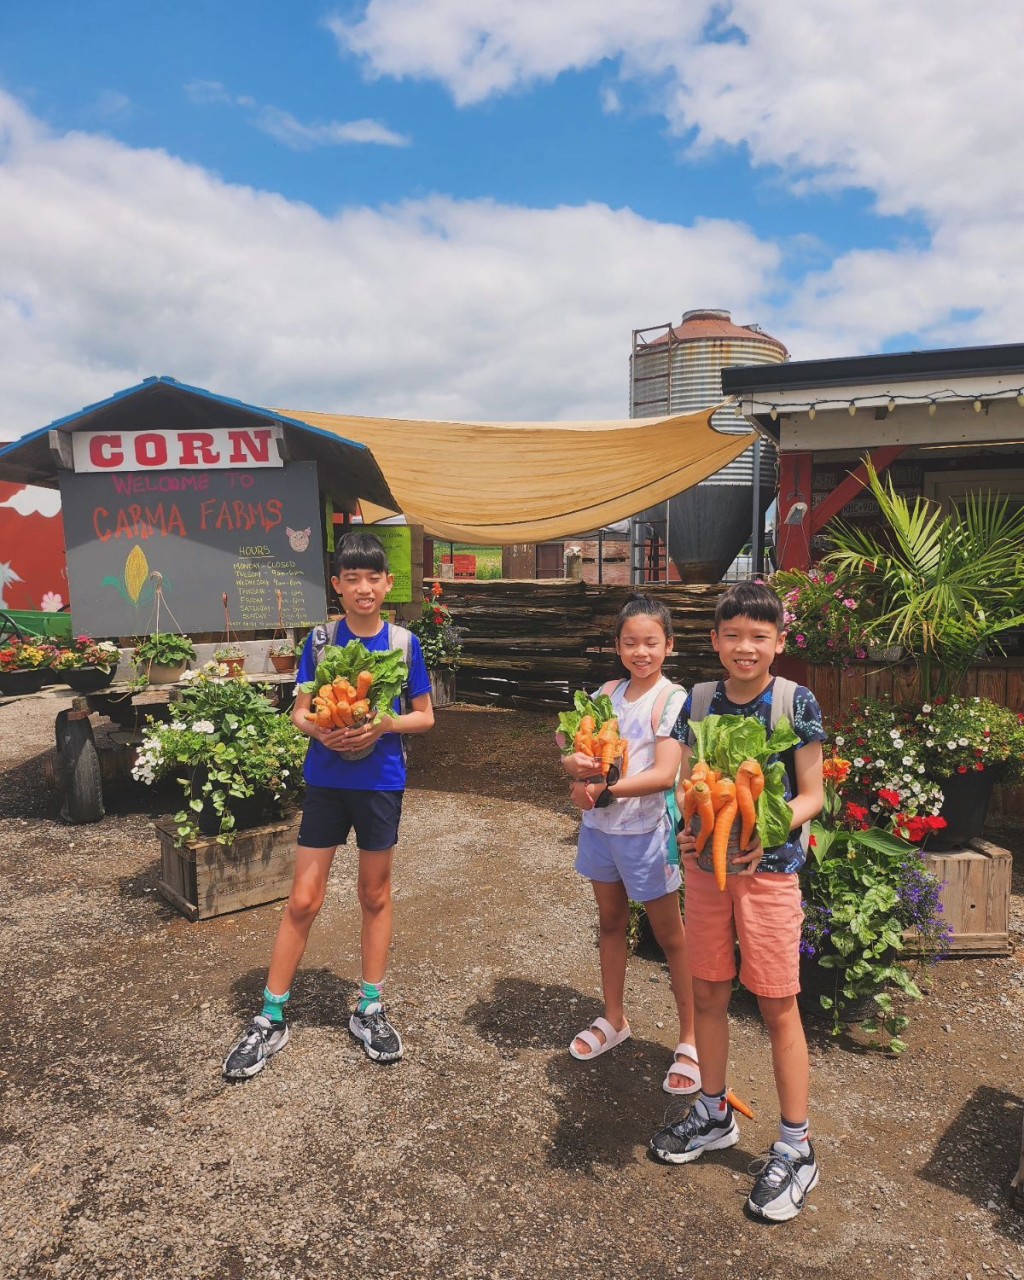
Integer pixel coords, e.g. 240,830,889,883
155,813,298,922
905,837,1012,957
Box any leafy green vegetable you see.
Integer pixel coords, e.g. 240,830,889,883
690,713,802,849
556,689,616,753
300,642,407,723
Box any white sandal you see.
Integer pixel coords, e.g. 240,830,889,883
663,1041,701,1095
569,1016,631,1060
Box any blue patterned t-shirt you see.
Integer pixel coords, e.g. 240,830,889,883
671,679,827,874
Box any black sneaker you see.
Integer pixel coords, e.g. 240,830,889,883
222,1014,289,1081
348,1004,403,1062
650,1101,740,1164
746,1141,819,1221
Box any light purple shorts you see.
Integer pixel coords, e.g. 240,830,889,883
575,816,681,903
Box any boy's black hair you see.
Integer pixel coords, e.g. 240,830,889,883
713,581,785,631
609,593,674,678
333,530,390,576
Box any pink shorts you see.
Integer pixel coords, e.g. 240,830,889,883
683,866,803,998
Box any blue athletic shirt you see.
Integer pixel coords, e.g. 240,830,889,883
296,619,432,792
672,679,827,874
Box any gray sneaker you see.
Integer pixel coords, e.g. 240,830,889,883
746,1141,819,1221
348,1004,403,1062
650,1101,740,1164
222,1015,289,1080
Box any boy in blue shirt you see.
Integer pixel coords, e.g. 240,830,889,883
223,532,434,1080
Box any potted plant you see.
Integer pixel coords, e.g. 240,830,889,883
771,567,871,666
409,582,462,706
269,640,301,674
50,636,122,692
133,633,197,685
0,639,57,695
834,695,1024,849
799,755,951,1052
131,669,307,844
213,645,247,677
823,458,1024,700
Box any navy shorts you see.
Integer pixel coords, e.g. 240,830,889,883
297,786,403,852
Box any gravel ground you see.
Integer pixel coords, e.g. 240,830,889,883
1,699,1023,1280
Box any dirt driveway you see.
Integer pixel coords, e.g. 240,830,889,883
1,701,1023,1280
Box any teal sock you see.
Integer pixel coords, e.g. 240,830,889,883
261,986,290,1023
356,979,383,1014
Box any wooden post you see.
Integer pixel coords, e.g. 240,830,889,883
778,451,813,570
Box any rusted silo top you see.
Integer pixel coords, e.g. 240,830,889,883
648,308,788,359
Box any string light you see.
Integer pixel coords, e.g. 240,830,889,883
754,385,1024,421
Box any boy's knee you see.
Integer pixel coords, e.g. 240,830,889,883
358,880,391,915
757,993,799,1029
692,978,731,1014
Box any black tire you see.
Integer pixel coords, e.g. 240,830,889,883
55,711,105,824
0,611,24,647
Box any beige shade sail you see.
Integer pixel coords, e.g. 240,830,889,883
277,405,756,543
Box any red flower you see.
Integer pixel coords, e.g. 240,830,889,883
878,788,901,807
808,835,817,847
957,766,968,774
845,802,869,822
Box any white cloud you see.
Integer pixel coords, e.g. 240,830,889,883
0,90,779,436
253,106,410,149
0,485,62,517
185,80,409,149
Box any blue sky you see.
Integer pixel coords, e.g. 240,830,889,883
1,1,1021,434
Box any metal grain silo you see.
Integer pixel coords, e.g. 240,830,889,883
630,309,787,582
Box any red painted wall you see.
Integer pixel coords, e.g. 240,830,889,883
0,482,68,611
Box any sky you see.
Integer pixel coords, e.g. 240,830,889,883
2,0,1024,438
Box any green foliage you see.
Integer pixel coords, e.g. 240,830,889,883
133,632,197,667
801,815,949,1053
408,584,462,673
772,566,872,665
131,671,307,845
822,458,1024,699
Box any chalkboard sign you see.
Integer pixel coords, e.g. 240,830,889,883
59,461,327,636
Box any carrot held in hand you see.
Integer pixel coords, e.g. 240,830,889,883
681,779,696,825
713,793,739,891
356,670,374,700
596,717,621,776
692,781,715,854
711,776,735,814
333,700,354,728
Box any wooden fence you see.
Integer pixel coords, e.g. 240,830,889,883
432,578,725,711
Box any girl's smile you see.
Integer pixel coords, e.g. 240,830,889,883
615,614,673,693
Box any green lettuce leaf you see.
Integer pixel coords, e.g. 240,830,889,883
556,690,617,753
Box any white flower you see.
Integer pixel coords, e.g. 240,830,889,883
902,756,913,766
169,719,185,731
834,735,845,746
958,737,969,747
892,738,903,749
890,729,900,739
191,720,216,734
921,703,932,714
947,740,957,750
854,757,864,768
918,764,925,774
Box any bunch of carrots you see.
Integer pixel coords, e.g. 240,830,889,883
680,757,765,890
573,714,629,777
303,669,374,730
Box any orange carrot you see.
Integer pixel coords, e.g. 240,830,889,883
712,796,738,890
711,776,735,814
332,678,351,704
735,760,760,849
726,1090,755,1120
315,706,333,729
574,714,596,756
356,670,373,700
619,739,629,777
349,698,370,723
681,779,696,825
596,718,621,776
692,781,715,854
690,761,711,785
319,684,336,702
333,700,354,728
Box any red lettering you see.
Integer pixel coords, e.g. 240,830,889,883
135,433,168,467
178,432,219,466
227,429,272,465
199,499,218,530
215,501,233,530
90,435,123,468
264,498,283,530
93,506,112,541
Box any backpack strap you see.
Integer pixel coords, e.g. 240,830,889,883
683,680,720,749
651,680,685,738
388,622,414,762
770,677,810,853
